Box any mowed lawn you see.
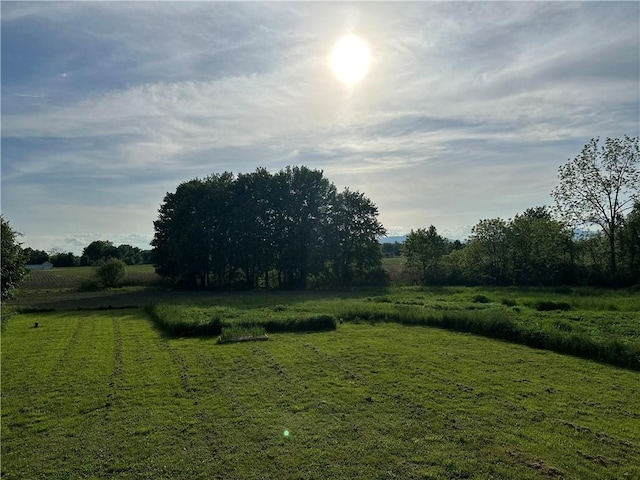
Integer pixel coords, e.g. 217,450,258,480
2,310,639,479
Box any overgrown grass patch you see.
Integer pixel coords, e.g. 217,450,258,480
219,325,267,343
145,287,640,369
147,303,337,337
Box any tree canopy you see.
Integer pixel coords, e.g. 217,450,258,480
152,166,386,289
552,136,639,278
1,217,27,299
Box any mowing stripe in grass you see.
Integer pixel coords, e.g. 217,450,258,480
3,307,639,479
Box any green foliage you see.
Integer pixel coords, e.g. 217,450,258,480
552,135,640,278
95,258,126,288
145,304,223,336
146,303,336,337
152,166,385,289
82,240,118,265
139,286,640,369
402,225,448,283
77,278,102,292
472,294,492,303
23,247,49,265
464,218,511,285
219,325,267,343
1,216,27,300
534,300,571,311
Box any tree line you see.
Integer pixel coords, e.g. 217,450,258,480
401,203,639,286
401,136,639,286
23,241,152,267
152,166,387,288
1,136,637,299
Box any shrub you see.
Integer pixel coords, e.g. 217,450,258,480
145,304,222,337
472,294,492,304
535,300,571,311
219,325,267,343
501,298,517,307
95,258,126,288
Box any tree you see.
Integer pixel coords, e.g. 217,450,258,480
116,244,143,265
465,218,511,285
151,166,385,289
1,217,27,299
49,249,79,267
619,201,640,284
328,188,386,285
95,258,126,288
402,226,448,283
273,166,336,289
24,248,49,265
82,240,118,265
381,242,402,257
552,136,639,279
509,206,571,285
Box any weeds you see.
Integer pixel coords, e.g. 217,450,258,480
147,304,337,337
218,325,267,343
535,300,572,311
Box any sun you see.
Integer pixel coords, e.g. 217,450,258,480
330,34,371,85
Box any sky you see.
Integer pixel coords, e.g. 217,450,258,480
2,1,639,255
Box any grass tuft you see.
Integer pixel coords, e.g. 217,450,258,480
535,300,572,311
218,325,267,343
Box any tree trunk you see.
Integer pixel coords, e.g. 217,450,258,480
609,230,617,279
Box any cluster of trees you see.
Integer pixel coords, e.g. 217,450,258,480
23,241,152,267
402,203,639,286
402,136,639,286
81,241,151,266
2,136,636,298
152,166,386,288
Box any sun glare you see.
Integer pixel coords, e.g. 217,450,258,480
330,34,371,85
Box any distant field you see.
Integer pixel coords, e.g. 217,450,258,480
20,265,158,291
2,310,639,479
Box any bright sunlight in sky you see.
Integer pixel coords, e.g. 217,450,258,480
330,34,371,85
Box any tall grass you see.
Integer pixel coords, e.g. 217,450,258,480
146,304,336,337
142,286,640,370
333,303,639,370
219,325,267,343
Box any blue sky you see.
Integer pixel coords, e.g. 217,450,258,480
2,1,639,254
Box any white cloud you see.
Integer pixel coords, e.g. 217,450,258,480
2,2,638,251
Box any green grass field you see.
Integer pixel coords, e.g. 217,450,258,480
3,273,640,478
2,309,639,479
20,264,158,291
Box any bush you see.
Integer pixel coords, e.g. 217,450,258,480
535,300,571,311
95,258,126,288
219,325,267,343
472,294,492,304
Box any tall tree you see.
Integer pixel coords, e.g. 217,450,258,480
402,226,447,283
619,201,640,284
24,248,49,265
509,206,571,285
329,188,386,285
1,217,27,299
151,166,385,290
552,136,639,278
465,218,511,285
274,166,336,288
82,240,118,265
